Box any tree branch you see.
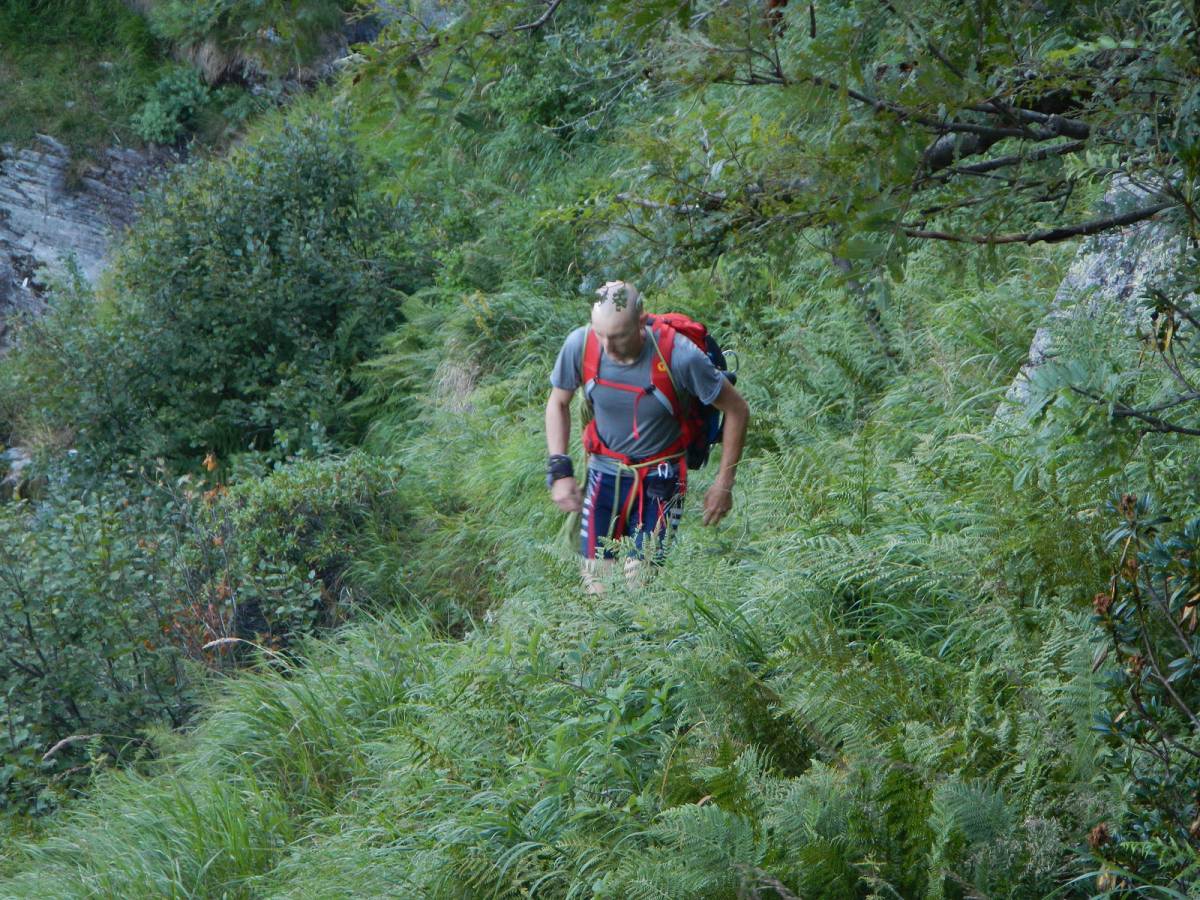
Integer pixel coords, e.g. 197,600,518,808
968,102,1091,139
784,71,1094,174
921,114,1090,172
501,0,566,35
719,66,1097,179
1070,385,1200,436
1122,390,1200,416
797,73,1094,147
936,139,1088,178
903,200,1173,245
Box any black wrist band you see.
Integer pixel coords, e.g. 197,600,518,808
547,454,574,487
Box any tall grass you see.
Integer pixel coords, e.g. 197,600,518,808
0,29,1178,896
0,227,1127,896
0,0,166,150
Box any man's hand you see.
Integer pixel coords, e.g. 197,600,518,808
703,379,748,527
551,476,583,513
702,477,734,526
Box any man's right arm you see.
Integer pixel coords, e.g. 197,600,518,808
545,386,582,512
546,386,575,457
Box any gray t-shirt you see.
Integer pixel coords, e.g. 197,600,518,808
550,324,725,473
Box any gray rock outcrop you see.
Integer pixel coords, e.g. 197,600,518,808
1002,185,1181,412
0,135,164,343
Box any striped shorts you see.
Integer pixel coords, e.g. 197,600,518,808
580,466,684,561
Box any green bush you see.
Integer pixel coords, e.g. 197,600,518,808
115,116,419,461
131,68,261,148
130,66,209,143
222,451,409,611
0,484,195,815
1,118,426,467
0,455,401,814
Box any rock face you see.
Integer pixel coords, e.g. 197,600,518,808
0,446,34,501
0,135,164,342
1003,187,1179,411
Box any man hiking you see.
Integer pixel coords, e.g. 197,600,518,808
545,281,750,592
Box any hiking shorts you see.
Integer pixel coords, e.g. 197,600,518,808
580,466,684,561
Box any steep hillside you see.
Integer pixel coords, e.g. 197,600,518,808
3,2,1200,896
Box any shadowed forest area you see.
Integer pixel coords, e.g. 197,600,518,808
2,1,1200,896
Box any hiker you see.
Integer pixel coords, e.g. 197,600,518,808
545,281,749,592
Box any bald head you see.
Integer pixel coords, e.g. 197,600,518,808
592,281,642,325
591,280,646,363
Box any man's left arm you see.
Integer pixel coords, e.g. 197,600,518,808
703,379,749,526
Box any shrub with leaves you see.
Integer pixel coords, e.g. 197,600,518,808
0,483,195,815
0,452,409,815
2,118,425,467
1091,495,1200,889
130,66,209,143
115,117,416,461
221,451,410,615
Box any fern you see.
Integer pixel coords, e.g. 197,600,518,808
0,8,1168,896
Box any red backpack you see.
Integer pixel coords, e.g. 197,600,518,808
580,313,735,490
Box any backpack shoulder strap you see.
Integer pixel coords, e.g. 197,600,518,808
581,327,601,389
647,320,681,415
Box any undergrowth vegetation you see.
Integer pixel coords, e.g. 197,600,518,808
2,118,420,464
0,0,351,152
3,1,1200,896
0,0,169,151
0,449,411,816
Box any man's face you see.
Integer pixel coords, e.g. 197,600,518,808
592,309,646,363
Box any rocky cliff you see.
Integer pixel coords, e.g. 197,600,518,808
1003,185,1178,411
0,135,165,343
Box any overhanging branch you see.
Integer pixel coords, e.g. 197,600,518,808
1070,386,1200,436
512,0,568,33
941,140,1088,178
483,0,568,39
785,73,1095,173
903,200,1173,245
968,103,1091,139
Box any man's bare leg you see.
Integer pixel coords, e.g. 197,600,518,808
624,556,648,589
581,558,617,595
